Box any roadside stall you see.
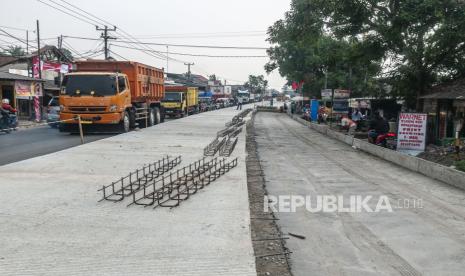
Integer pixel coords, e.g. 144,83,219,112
421,79,465,145
0,72,45,120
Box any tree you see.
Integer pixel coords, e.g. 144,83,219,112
209,74,217,81
266,0,465,108
1,46,26,57
245,75,268,96
59,48,74,62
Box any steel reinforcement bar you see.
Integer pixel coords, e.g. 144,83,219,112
99,155,182,202
220,137,239,157
204,137,226,156
130,157,215,207
131,157,238,208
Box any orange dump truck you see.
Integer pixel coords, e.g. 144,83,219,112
59,60,164,133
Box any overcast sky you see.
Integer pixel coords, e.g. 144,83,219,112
1,0,291,89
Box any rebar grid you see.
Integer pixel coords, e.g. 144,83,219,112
99,156,182,202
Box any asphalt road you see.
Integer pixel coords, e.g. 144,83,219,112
0,126,114,166
255,112,465,276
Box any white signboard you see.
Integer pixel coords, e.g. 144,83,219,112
224,86,232,95
321,89,332,100
397,113,427,151
333,89,350,99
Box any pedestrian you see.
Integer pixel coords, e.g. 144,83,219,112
352,108,362,130
236,96,243,110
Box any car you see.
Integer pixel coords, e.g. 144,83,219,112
46,96,60,127
215,98,232,109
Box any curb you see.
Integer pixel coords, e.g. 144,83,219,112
288,114,465,191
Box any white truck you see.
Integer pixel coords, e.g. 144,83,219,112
237,90,250,103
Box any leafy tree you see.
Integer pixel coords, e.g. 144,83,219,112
245,75,268,96
209,74,217,81
1,46,26,57
266,0,465,108
59,48,74,61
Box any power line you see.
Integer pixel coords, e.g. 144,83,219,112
46,0,103,26
63,35,268,50
56,0,181,62
113,40,268,50
110,44,269,58
36,0,97,26
109,49,129,61
0,25,33,32
62,40,102,59
0,28,37,49
53,0,185,63
115,33,267,39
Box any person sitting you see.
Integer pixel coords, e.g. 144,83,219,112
368,112,389,143
352,109,363,129
1,99,17,113
341,115,357,136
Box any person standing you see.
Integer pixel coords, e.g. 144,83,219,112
236,96,243,110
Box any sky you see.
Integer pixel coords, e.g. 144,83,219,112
0,0,291,89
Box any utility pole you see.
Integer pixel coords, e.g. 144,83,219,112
57,35,63,49
184,62,194,79
96,25,117,60
166,46,169,74
26,30,29,56
36,20,42,122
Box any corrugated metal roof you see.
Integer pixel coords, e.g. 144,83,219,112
421,79,465,100
0,72,45,82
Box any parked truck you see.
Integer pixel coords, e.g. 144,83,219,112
59,60,164,133
237,90,250,103
162,86,199,118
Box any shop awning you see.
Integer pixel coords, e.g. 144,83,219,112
0,72,45,82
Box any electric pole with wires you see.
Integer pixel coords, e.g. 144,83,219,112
184,62,194,80
96,25,116,60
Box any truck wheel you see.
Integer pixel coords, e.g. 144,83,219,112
148,108,156,126
119,111,130,133
160,108,165,123
153,107,161,125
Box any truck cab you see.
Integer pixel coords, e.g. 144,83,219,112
59,60,165,133
162,86,199,118
59,72,132,132
162,92,186,117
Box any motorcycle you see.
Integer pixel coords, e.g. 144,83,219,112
0,111,18,134
369,130,397,150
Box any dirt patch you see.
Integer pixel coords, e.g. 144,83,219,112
417,144,465,167
246,112,293,276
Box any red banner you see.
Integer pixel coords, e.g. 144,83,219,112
32,56,71,78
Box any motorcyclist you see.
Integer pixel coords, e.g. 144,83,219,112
2,98,17,113
368,112,389,143
1,98,17,127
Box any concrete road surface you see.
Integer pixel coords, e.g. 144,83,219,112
0,126,113,166
255,112,465,276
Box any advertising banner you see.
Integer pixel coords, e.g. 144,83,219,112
396,113,427,151
321,89,332,100
333,89,351,99
15,81,33,97
32,56,71,78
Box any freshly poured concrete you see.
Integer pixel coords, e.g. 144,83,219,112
256,113,465,276
0,106,256,275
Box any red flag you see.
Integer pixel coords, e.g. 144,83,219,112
291,82,298,90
